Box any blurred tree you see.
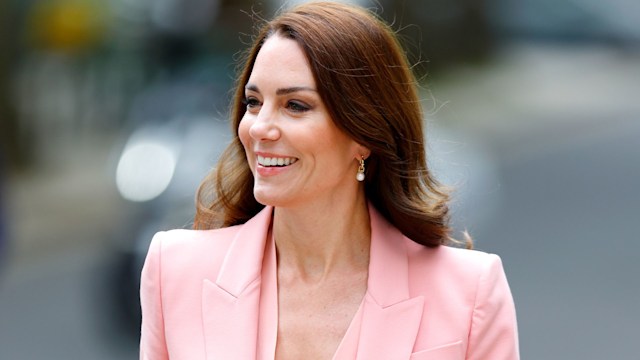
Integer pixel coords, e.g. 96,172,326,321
212,0,270,54
0,0,23,169
380,0,493,75
27,0,108,53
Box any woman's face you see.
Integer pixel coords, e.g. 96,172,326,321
238,35,364,208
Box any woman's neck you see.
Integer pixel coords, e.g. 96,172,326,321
272,193,371,282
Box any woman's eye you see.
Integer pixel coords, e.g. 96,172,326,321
244,97,261,109
287,101,310,113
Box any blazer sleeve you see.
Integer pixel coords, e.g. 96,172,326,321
466,254,519,360
140,232,169,360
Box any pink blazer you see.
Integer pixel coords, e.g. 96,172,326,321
140,204,519,359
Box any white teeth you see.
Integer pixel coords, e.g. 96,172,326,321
257,155,297,167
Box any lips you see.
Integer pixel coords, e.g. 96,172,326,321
257,155,298,167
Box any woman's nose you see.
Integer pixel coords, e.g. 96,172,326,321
249,108,280,141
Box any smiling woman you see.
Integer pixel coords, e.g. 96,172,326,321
196,3,452,246
139,2,519,360
238,35,367,210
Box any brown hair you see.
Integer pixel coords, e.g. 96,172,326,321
195,1,464,248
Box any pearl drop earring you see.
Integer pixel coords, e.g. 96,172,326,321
356,157,365,182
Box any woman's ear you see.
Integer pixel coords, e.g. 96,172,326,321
355,145,371,160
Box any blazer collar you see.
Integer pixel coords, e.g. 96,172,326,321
214,202,413,303
201,206,273,360
354,203,424,359
366,202,413,307
203,204,424,359
215,205,273,297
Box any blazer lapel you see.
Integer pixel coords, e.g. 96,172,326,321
201,206,273,360
355,204,425,359
199,204,424,359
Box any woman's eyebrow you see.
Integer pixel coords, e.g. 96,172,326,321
245,84,260,93
275,86,316,95
244,84,316,95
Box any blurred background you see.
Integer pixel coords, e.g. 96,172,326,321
0,0,638,358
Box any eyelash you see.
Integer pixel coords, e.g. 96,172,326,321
243,97,261,108
242,97,311,113
286,101,310,113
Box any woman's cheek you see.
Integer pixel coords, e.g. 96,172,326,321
238,117,252,149
238,117,255,170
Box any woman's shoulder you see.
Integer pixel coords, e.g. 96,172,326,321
146,225,241,269
141,225,247,290
436,244,501,267
405,240,506,287
152,225,240,249
403,241,513,313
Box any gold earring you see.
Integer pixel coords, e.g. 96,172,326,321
356,157,365,182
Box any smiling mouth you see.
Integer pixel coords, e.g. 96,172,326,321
257,155,299,167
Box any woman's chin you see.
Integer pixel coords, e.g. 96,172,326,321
253,189,292,208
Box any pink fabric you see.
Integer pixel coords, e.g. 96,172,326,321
140,205,519,359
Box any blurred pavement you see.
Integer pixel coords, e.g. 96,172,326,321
0,134,139,359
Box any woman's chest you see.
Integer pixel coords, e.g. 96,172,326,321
274,276,367,360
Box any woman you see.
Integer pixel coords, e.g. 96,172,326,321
140,2,519,359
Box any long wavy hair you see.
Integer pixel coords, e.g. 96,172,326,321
195,1,465,248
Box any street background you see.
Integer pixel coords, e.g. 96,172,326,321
1,0,639,359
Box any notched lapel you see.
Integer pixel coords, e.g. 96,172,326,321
216,206,273,296
202,279,261,360
355,205,426,359
356,294,424,359
201,206,273,360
